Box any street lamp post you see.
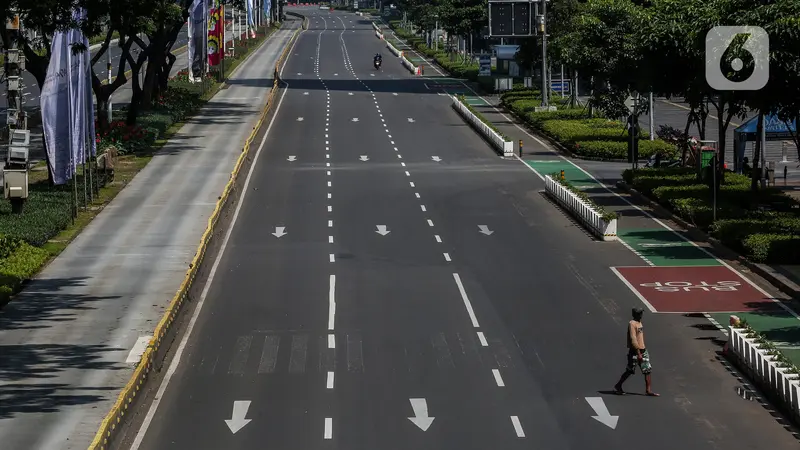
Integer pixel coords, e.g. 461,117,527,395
538,8,548,107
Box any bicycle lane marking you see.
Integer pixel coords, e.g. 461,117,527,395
386,23,800,326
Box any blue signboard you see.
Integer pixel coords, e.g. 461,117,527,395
550,80,569,93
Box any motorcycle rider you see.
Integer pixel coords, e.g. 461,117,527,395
374,53,382,66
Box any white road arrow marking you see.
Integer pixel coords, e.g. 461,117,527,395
407,398,434,431
352,117,359,122
431,156,441,162
287,156,297,162
359,155,369,161
478,225,494,236
225,401,252,434
297,117,304,121
407,118,415,123
586,397,618,429
375,225,390,236
272,227,287,238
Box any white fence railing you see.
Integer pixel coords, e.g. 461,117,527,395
543,175,618,241
729,326,800,421
451,95,514,157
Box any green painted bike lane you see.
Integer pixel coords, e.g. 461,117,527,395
525,160,800,360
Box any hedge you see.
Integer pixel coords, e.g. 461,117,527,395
0,239,50,306
500,89,677,160
624,167,800,263
388,22,492,88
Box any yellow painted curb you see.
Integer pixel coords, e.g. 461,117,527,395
87,18,307,450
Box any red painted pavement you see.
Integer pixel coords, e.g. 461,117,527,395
612,266,780,313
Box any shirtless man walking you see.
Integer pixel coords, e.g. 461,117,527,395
614,307,659,396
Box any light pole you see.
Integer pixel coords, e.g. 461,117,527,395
537,8,548,107
434,14,439,51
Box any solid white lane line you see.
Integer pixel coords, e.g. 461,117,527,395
128,26,306,448
328,275,336,330
477,332,488,346
329,236,334,243
511,416,525,437
443,253,451,262
427,219,434,227
435,235,442,243
492,369,505,387
329,254,335,263
327,371,335,389
324,418,333,439
453,273,480,328
125,336,153,363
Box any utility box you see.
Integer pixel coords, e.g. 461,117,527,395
3,169,28,199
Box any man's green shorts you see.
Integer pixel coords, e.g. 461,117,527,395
626,348,652,375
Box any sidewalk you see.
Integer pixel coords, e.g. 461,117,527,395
0,23,297,450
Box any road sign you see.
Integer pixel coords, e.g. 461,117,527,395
550,80,569,93
612,266,777,313
479,55,491,76
488,1,534,37
624,95,636,113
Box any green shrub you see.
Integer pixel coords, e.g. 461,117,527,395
0,241,50,305
743,233,800,263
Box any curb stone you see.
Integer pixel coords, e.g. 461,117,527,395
616,180,800,299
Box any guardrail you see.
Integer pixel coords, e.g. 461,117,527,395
386,39,402,57
87,17,307,450
451,95,513,157
729,326,800,422
543,175,618,241
400,54,420,75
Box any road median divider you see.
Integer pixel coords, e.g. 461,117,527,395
728,322,800,424
544,174,618,241
400,54,421,75
87,17,306,450
386,40,402,57
451,94,513,157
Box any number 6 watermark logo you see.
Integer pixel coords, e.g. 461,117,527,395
705,26,769,91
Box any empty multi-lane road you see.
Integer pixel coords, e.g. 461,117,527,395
118,8,800,450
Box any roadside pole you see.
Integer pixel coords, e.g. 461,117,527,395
539,1,548,108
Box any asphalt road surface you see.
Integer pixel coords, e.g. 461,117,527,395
126,8,800,450
0,18,300,450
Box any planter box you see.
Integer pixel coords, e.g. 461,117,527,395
543,175,618,241
729,326,800,422
400,55,419,75
450,95,514,157
386,40,402,57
